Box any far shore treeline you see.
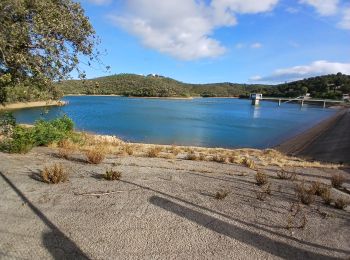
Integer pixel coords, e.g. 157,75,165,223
57,73,350,99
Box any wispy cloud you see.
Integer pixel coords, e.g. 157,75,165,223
298,0,350,31
338,7,350,29
108,0,279,60
251,60,350,83
299,0,339,16
250,42,262,49
235,42,263,49
235,43,245,49
285,7,299,14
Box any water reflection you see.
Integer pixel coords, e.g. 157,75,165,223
251,106,261,119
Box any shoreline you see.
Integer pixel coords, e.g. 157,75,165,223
65,94,122,97
0,100,66,111
64,94,242,100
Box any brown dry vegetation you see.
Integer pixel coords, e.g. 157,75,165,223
320,187,333,205
255,171,268,186
241,157,256,169
212,154,226,163
58,139,77,159
215,190,229,200
41,163,68,184
256,184,272,201
104,169,121,181
147,146,162,158
295,181,315,205
287,203,307,230
331,173,345,188
334,197,349,210
67,133,341,171
277,169,296,180
85,146,106,164
185,151,198,160
123,144,134,156
309,181,328,196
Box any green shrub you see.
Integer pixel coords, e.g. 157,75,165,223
0,112,16,135
0,115,74,153
32,116,74,146
0,125,34,153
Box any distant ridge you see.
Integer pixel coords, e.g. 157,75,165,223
58,73,350,99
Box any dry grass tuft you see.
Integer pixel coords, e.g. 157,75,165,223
215,190,229,200
147,146,162,157
242,157,256,169
257,148,339,169
320,187,333,205
169,145,180,156
256,183,272,201
256,191,267,201
334,197,349,210
41,163,68,184
104,169,121,181
228,155,241,164
264,183,272,195
160,153,175,159
295,181,315,205
331,173,345,188
212,154,226,163
85,146,106,164
124,144,134,155
287,203,307,230
198,153,206,161
57,139,76,159
309,181,328,196
276,169,296,180
185,151,198,160
255,171,268,186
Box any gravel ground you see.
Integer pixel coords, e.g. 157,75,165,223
0,147,349,259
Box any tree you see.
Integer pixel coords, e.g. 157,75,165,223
301,86,308,95
0,0,98,103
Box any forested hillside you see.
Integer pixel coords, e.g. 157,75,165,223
58,73,350,99
58,73,272,97
271,73,350,99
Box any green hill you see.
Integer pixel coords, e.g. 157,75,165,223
272,73,350,99
58,73,350,99
58,73,271,97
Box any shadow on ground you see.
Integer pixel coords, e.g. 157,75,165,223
118,179,349,258
149,195,338,260
0,171,90,260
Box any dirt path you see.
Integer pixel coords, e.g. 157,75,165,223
0,147,349,259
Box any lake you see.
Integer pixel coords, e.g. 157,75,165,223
11,96,336,149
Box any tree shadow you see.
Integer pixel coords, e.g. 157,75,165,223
42,231,88,260
50,152,87,164
90,172,104,180
0,171,90,260
149,195,338,260
119,179,350,256
28,169,44,182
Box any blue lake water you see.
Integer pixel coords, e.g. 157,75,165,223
11,96,336,149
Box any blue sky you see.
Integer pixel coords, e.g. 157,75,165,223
77,0,350,84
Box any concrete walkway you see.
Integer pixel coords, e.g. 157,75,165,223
277,108,350,164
